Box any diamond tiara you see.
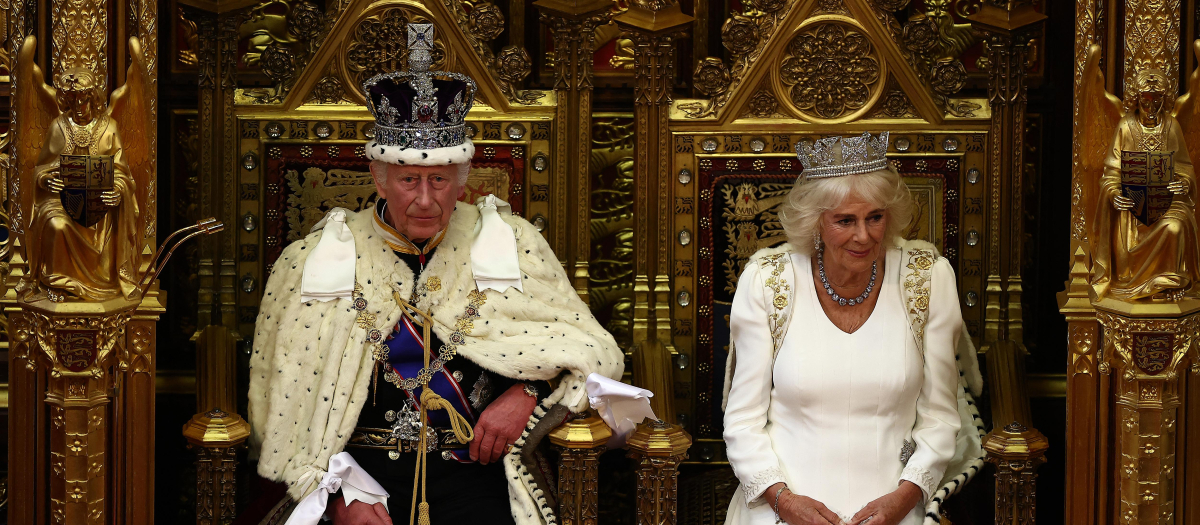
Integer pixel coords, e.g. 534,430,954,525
795,131,890,179
361,24,478,151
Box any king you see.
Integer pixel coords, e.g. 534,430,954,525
247,24,624,525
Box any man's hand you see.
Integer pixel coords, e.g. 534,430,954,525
470,383,537,465
101,190,122,207
327,496,392,525
848,481,923,525
1169,179,1190,196
1113,194,1135,211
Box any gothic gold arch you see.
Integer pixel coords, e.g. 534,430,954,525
687,0,945,126
273,0,553,112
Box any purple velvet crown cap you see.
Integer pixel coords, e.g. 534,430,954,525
365,76,473,129
361,24,478,166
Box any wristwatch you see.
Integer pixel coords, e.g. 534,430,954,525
522,382,539,399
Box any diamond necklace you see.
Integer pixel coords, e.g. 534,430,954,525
817,243,877,306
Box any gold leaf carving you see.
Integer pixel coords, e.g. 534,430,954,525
777,20,883,121
344,8,445,99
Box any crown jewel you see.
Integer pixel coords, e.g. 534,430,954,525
795,132,890,179
362,24,477,152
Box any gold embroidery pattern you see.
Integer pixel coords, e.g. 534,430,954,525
426,276,442,292
351,282,489,391
902,248,936,349
758,253,792,357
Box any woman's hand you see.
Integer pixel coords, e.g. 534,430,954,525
327,495,393,525
769,483,845,525
848,481,923,525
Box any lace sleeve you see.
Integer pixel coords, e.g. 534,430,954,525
900,464,937,503
741,466,787,504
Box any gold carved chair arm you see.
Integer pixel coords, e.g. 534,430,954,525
548,411,612,525
981,340,1048,525
184,324,251,525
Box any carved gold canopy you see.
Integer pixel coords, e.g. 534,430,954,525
662,0,998,457
226,0,564,336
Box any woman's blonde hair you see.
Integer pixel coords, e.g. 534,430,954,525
778,167,914,255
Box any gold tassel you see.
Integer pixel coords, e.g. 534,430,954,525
420,388,474,444
417,502,431,525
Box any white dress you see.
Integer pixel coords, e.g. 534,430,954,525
723,246,962,525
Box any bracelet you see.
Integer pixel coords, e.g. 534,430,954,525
772,485,789,524
522,383,539,398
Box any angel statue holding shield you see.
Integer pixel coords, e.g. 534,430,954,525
1080,43,1200,301
13,35,152,301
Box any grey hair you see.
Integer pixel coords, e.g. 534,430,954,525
369,160,471,185
778,167,914,255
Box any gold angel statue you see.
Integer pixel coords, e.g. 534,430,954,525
1079,42,1200,301
13,35,152,301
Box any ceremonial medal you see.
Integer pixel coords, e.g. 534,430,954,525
385,403,437,457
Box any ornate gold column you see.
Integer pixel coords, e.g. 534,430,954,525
194,10,219,331
970,7,1049,523
625,418,691,525
1122,0,1181,110
1095,302,1200,525
183,325,250,525
184,409,248,525
548,411,613,525
18,297,138,524
536,0,611,301
967,0,1045,357
614,0,691,422
7,301,39,525
115,292,165,525
1059,247,1105,525
6,295,165,525
52,0,108,93
192,7,242,333
984,422,1050,525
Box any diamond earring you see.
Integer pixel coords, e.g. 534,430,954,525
813,233,822,252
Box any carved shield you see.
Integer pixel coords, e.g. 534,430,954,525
59,154,114,227
1120,151,1174,225
1132,331,1173,375
57,329,98,372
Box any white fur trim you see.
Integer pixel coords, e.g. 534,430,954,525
248,202,623,508
364,138,475,166
505,400,559,525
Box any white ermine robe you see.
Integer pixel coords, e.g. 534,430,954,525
248,202,624,525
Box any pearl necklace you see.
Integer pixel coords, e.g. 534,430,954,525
817,243,877,306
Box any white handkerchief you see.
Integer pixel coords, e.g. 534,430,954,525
586,373,656,449
471,194,523,293
301,208,356,303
